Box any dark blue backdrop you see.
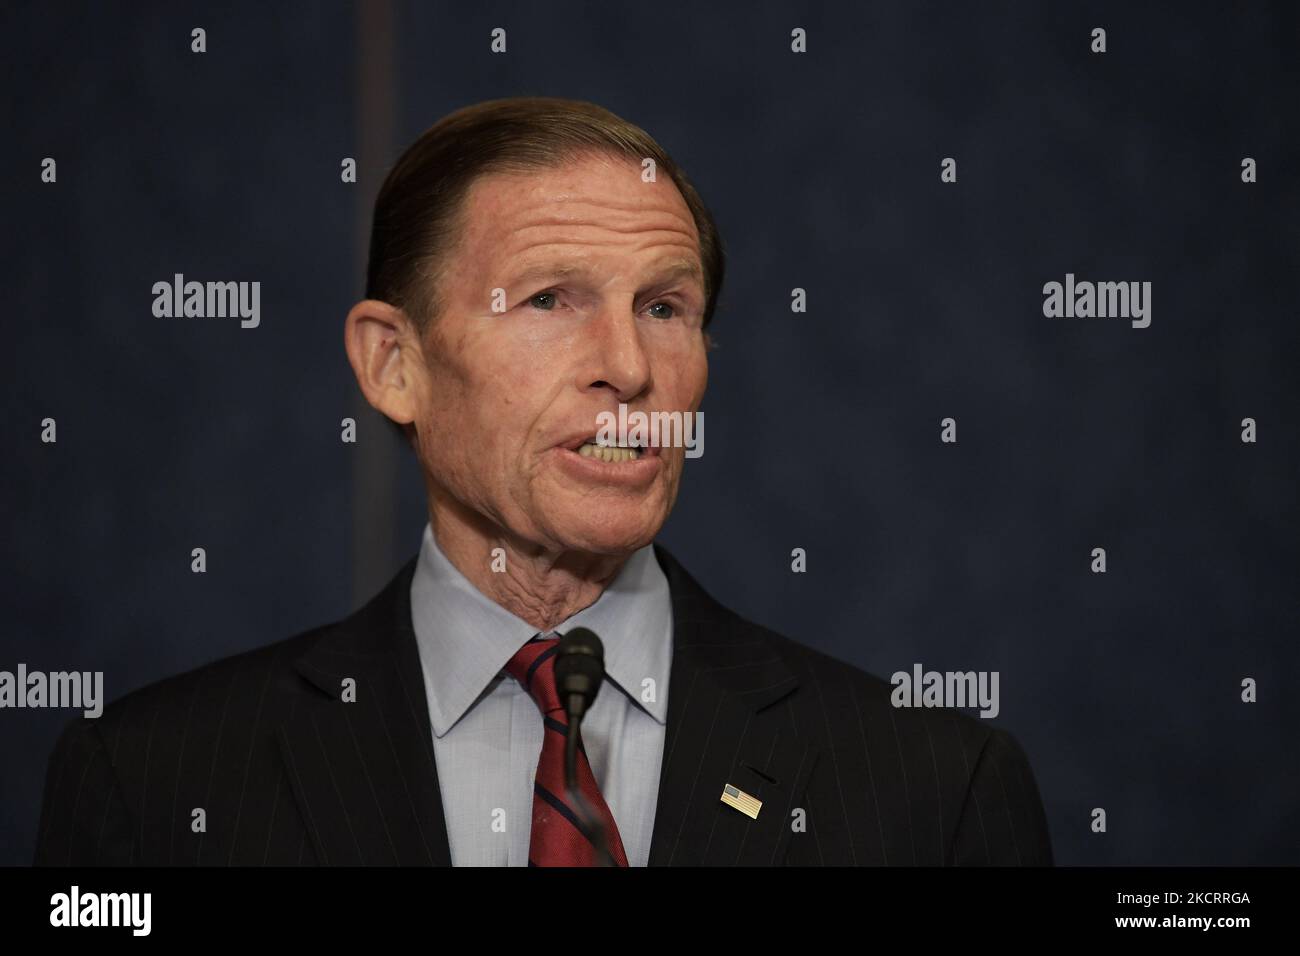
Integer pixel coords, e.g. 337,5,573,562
3,0,1297,866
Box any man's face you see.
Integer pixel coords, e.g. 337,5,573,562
411,151,709,557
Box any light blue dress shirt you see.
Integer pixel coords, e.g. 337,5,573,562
408,523,673,866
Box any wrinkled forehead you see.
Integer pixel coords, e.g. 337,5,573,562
450,153,703,282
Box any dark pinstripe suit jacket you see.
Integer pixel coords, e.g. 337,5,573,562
34,544,1053,866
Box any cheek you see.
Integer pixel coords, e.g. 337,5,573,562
658,338,708,408
436,352,547,480
416,350,497,475
689,352,708,406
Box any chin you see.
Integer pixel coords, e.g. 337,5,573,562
548,507,663,557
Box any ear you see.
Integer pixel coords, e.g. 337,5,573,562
343,299,425,426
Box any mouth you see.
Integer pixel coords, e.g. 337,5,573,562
559,434,662,463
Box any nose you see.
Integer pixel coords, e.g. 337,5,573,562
580,303,652,402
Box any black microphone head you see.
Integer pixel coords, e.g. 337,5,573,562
554,627,605,713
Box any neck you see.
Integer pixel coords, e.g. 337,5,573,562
427,501,630,633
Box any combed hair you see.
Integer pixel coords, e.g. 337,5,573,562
365,96,725,333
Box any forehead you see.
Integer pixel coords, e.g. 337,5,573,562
451,152,703,277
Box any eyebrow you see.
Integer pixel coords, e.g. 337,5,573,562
648,258,704,287
507,257,704,289
508,262,594,286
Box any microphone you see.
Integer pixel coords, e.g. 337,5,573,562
554,627,614,865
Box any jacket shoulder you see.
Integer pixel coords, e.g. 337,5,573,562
33,562,416,866
692,586,1001,755
653,545,1050,864
88,621,330,741
87,555,418,738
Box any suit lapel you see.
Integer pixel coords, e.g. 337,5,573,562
277,544,816,868
278,558,453,866
647,545,817,866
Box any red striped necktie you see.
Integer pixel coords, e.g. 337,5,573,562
505,633,630,867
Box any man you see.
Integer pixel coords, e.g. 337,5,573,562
34,97,1052,866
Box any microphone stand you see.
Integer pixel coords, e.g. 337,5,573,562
554,628,615,867
563,707,616,867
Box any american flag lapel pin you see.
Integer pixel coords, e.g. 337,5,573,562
720,782,762,820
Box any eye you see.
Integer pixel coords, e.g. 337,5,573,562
646,300,677,320
528,291,558,311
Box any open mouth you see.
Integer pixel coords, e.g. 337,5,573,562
562,436,659,463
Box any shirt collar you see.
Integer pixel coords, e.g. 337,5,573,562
409,524,673,738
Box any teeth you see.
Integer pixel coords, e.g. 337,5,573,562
577,442,641,462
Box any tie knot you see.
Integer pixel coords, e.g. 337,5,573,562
505,634,563,716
